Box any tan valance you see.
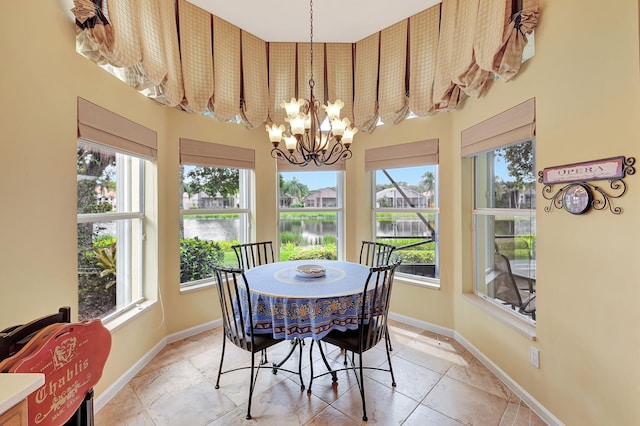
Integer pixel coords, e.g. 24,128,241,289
409,6,440,116
211,16,242,121
365,139,439,171
240,32,269,129
461,98,536,157
353,33,380,133
378,20,409,125
77,97,157,159
77,1,538,134
268,43,297,125
178,0,213,114
180,138,255,169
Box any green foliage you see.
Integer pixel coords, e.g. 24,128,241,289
496,141,535,185
496,236,536,260
394,250,435,264
281,231,306,246
186,167,239,199
93,243,117,289
180,237,224,282
322,234,336,245
281,177,309,200
288,245,337,260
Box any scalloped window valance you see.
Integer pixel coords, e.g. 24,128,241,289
73,0,539,134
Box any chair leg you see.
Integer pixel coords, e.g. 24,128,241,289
215,337,227,389
307,340,316,395
246,352,256,420
384,335,397,388
272,338,299,373
385,329,393,352
318,342,337,383
358,351,368,421
297,337,305,391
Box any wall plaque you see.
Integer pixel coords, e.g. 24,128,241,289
538,156,635,215
542,156,625,185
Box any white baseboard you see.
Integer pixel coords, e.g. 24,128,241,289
94,319,221,412
389,312,562,426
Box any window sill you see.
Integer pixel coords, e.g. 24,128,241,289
103,300,157,333
395,274,440,290
461,294,537,341
180,280,215,294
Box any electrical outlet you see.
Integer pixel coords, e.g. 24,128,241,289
530,346,540,368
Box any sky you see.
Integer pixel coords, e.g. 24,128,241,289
280,159,512,190
280,165,435,190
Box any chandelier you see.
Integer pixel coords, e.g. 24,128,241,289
265,0,358,167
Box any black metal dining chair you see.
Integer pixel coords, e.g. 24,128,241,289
213,265,305,420
232,241,276,269
307,258,401,421
359,240,397,353
359,240,397,267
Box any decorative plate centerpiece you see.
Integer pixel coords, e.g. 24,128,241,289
295,264,326,278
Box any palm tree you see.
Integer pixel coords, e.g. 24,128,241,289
419,171,435,206
283,177,309,205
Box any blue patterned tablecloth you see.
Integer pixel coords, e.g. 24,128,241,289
243,260,371,340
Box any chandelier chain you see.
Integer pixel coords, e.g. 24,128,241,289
309,0,314,89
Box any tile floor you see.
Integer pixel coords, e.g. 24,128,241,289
96,320,546,425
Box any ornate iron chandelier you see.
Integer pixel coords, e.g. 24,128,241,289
265,0,358,167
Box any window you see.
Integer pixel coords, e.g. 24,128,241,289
179,139,254,287
278,170,344,261
462,98,537,323
77,143,149,321
472,139,536,322
372,165,439,281
179,165,251,286
76,98,157,322
366,140,440,282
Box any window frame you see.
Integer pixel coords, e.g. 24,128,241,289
179,166,253,288
471,140,537,325
76,142,150,321
277,170,345,261
370,165,440,285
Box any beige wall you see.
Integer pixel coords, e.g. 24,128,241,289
1,1,639,424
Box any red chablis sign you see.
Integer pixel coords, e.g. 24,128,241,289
3,320,111,426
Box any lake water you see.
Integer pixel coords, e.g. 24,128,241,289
182,217,429,241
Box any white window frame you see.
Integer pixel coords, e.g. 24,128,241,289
371,165,440,285
471,140,536,325
77,144,148,321
277,170,345,261
179,167,253,288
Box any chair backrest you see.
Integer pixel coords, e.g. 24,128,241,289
358,258,401,352
493,252,523,307
0,306,71,360
232,241,275,269
213,265,254,351
359,241,396,267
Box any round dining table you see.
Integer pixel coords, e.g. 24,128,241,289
243,260,371,340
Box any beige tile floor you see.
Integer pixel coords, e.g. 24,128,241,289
96,321,546,425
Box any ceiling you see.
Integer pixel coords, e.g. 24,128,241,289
186,0,442,43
